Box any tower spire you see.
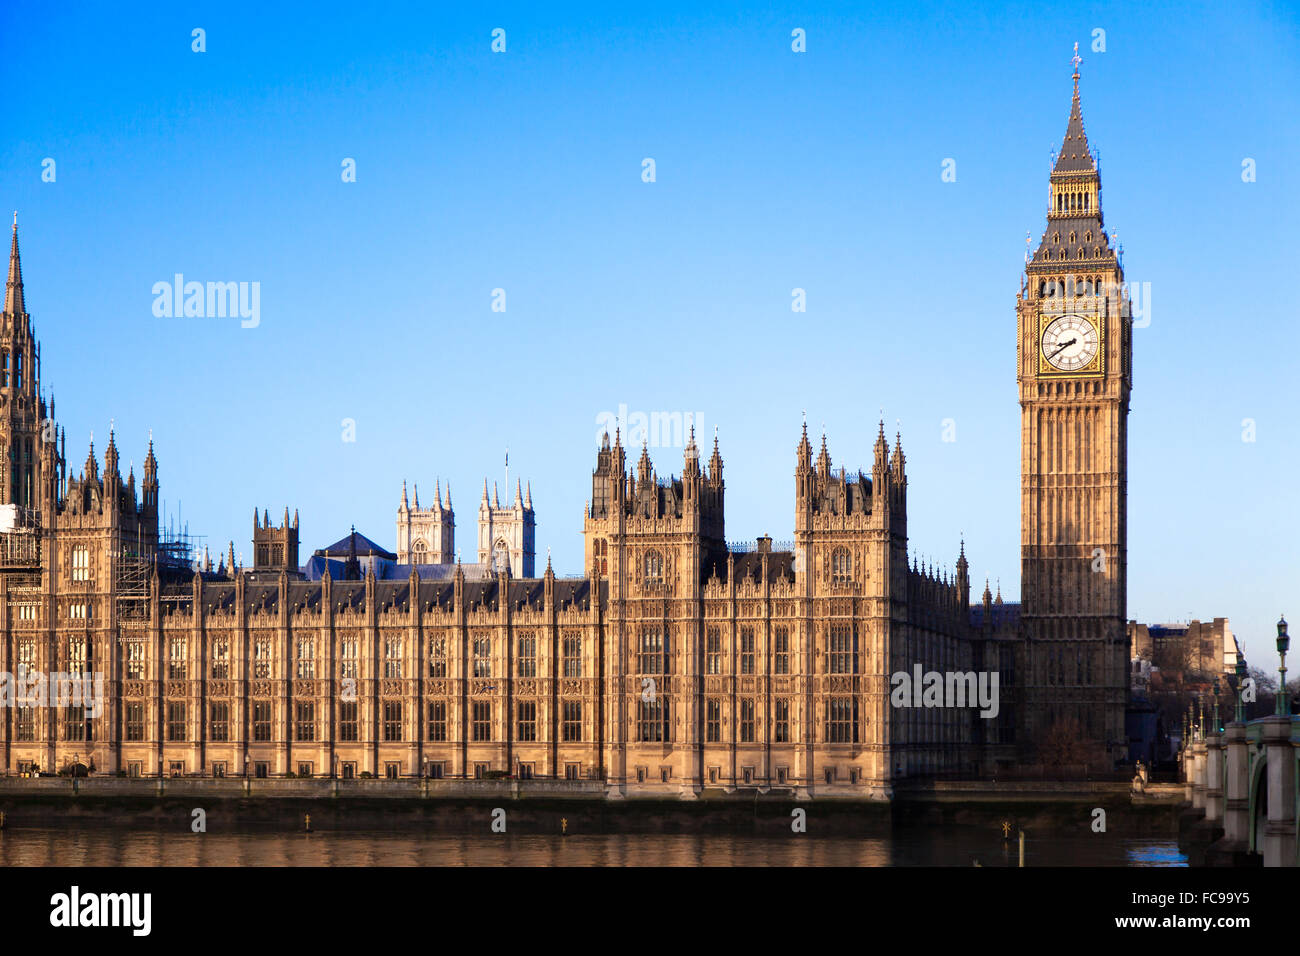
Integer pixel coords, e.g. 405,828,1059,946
5,213,24,316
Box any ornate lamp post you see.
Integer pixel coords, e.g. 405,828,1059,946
1234,658,1248,723
1275,616,1290,717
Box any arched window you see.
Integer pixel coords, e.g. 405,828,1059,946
1,350,8,387
412,539,427,564
644,550,663,583
15,352,22,389
831,547,852,584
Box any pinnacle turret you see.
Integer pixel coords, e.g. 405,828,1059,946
5,214,24,317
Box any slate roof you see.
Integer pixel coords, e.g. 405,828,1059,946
313,529,397,560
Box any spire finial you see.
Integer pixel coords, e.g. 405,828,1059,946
11,211,15,232
1071,41,1081,84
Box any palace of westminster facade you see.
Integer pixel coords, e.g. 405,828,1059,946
0,63,1134,798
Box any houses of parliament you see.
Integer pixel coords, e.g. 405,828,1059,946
0,60,1133,798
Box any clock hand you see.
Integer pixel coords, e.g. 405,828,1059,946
1047,337,1077,360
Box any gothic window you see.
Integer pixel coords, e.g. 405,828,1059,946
124,702,145,742
412,539,427,563
210,702,229,741
169,636,187,680
63,706,86,742
253,701,272,740
774,698,791,743
296,701,316,742
830,548,852,584
739,698,755,743
297,638,316,679
637,698,666,742
739,627,755,675
472,700,492,741
593,538,608,576
1069,231,1076,243
15,352,22,389
429,637,446,678
638,628,664,674
167,702,187,741
473,636,492,678
826,697,858,743
644,550,663,584
383,700,402,741
339,638,357,680
71,545,90,582
706,698,721,742
1,350,7,386
829,625,857,674
706,626,722,675
384,636,403,679
1084,230,1092,243
125,642,144,680
428,700,447,741
492,539,509,573
562,633,582,677
339,701,358,741
212,640,229,679
516,700,536,741
517,634,536,677
773,626,790,674
562,700,582,742
254,639,271,679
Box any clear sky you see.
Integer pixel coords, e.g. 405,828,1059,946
2,1,1297,666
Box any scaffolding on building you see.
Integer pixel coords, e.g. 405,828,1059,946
114,513,207,622
0,505,41,571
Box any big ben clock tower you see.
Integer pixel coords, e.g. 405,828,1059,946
1019,47,1132,763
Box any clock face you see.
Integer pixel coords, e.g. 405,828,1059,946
1041,313,1100,372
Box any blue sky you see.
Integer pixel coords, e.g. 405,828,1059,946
2,1,1297,665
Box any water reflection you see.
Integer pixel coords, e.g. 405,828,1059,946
0,828,1186,867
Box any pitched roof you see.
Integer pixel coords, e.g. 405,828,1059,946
313,529,396,560
1053,75,1096,174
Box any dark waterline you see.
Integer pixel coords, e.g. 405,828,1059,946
0,827,1187,867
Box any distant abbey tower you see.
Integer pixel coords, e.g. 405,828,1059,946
396,480,454,565
395,477,535,577
478,479,535,577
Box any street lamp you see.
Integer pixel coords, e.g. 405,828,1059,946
1276,615,1290,717
1234,658,1248,723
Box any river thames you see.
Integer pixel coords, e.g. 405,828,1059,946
0,827,1186,866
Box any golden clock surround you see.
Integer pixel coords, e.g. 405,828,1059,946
1036,309,1104,377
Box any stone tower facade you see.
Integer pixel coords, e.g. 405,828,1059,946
253,507,298,572
477,479,535,577
1018,55,1133,760
396,480,453,565
0,219,52,513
